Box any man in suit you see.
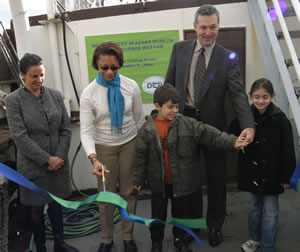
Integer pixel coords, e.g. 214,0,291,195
165,4,255,247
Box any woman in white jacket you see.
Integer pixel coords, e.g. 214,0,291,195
80,41,145,252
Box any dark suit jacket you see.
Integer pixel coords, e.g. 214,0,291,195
165,39,254,131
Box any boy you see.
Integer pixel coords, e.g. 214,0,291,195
133,84,246,252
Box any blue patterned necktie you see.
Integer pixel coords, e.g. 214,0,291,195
194,47,206,109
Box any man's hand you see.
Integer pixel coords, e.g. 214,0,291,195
240,128,255,144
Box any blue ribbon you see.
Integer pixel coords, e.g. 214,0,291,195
0,162,205,246
290,160,300,192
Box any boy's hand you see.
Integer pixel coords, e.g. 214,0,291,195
134,185,142,191
234,135,247,150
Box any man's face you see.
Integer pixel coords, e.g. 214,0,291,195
193,14,219,47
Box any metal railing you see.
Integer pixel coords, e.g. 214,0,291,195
0,184,9,252
0,21,23,88
248,0,300,137
57,0,151,11
273,0,300,89
291,0,300,23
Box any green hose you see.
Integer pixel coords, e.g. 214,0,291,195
46,141,121,239
45,203,121,239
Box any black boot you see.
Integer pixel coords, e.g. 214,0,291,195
31,206,47,252
47,201,79,252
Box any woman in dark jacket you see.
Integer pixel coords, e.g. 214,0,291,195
5,53,78,252
229,78,296,252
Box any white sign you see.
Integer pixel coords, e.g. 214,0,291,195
142,76,164,95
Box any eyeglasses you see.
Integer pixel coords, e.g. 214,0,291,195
99,66,120,71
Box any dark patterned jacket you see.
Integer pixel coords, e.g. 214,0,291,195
5,87,71,180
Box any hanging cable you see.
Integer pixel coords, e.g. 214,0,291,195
60,12,80,105
57,1,85,198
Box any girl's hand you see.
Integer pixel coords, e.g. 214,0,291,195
92,159,110,177
134,185,142,191
280,183,289,189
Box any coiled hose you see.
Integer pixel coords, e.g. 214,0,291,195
45,141,121,239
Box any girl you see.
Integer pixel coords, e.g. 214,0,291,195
229,78,296,252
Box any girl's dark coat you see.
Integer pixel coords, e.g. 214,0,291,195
229,103,296,195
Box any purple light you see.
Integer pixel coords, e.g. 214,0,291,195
279,0,288,13
229,52,237,60
268,9,278,21
267,0,288,21
208,74,215,81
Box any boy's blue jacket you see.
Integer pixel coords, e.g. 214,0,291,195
134,110,237,197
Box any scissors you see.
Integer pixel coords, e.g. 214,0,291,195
102,168,106,192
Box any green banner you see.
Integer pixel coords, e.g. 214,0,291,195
85,30,179,103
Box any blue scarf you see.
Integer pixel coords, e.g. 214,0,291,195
96,72,124,135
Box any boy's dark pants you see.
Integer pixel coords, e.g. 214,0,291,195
150,184,198,242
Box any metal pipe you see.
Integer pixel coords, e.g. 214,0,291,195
8,0,32,57
46,0,63,93
291,0,300,23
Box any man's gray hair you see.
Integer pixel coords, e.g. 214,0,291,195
194,4,220,24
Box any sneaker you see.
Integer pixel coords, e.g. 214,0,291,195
241,240,260,252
